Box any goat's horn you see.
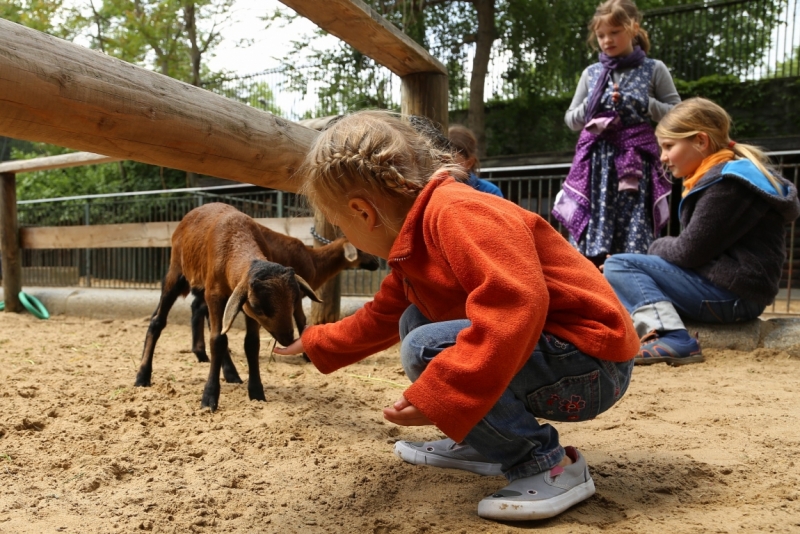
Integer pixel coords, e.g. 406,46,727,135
221,281,248,335
295,274,323,303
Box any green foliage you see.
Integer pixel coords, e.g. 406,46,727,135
478,75,800,157
279,39,399,117
0,0,87,39
672,75,800,140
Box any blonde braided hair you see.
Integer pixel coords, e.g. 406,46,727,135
300,110,462,215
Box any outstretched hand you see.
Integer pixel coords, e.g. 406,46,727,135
273,338,304,356
383,395,433,426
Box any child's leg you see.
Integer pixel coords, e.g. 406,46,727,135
397,305,632,519
604,253,763,336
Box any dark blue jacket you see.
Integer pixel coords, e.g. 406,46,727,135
466,172,503,198
649,159,800,307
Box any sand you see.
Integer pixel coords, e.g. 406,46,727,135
1,311,799,533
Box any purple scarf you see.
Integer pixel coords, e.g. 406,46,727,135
585,46,647,122
552,111,671,242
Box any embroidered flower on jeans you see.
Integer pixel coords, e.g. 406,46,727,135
559,395,586,413
547,394,560,406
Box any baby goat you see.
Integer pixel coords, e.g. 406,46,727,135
134,203,321,411
188,227,380,371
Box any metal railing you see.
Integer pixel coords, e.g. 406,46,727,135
9,184,392,294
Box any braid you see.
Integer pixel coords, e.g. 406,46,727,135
321,143,422,194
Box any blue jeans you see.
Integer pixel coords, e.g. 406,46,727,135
603,254,764,337
399,304,633,481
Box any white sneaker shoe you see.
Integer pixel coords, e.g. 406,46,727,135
477,446,595,521
393,438,503,476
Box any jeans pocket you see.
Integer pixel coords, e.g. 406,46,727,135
527,371,600,422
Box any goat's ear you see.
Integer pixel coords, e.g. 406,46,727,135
295,274,323,303
221,282,248,335
342,242,358,262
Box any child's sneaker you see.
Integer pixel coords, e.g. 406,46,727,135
393,438,503,476
477,446,595,521
635,329,703,366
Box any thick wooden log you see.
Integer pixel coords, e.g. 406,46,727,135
0,19,318,193
401,72,449,132
279,0,447,77
7,217,315,250
0,152,122,174
309,211,341,325
0,173,23,312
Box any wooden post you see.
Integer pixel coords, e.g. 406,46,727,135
0,172,22,312
401,72,450,133
309,211,341,325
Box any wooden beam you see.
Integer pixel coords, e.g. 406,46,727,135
0,152,122,174
279,0,447,77
0,19,318,193
12,217,315,250
0,173,23,312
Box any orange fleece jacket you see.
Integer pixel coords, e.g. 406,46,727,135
302,174,638,442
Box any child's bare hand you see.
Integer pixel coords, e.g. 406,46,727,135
612,83,621,104
273,338,304,356
383,395,433,426
598,254,612,272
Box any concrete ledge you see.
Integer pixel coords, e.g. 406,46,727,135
0,287,370,328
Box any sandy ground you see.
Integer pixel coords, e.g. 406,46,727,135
1,311,799,534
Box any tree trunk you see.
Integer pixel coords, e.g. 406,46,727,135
468,0,495,158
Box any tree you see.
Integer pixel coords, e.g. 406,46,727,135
269,0,788,156
0,0,87,39
84,0,234,86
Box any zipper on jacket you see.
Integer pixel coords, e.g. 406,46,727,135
403,277,434,320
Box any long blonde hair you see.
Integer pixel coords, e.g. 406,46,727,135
587,0,651,54
299,110,462,220
656,97,784,195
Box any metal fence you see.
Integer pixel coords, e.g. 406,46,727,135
9,184,391,295
5,151,799,312
207,0,799,118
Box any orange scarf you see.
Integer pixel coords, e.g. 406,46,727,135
681,149,735,197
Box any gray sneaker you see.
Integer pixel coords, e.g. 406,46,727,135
477,446,595,521
393,438,503,476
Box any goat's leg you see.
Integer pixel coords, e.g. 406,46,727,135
189,289,210,363
243,316,266,402
135,272,189,387
220,349,243,384
190,288,241,382
201,294,228,411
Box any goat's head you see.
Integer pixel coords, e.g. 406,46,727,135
342,241,380,271
221,260,321,346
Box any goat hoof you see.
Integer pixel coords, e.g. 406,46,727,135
223,373,243,384
248,387,266,402
200,396,219,412
134,374,151,388
193,351,210,363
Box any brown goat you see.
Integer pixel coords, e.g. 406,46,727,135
134,203,321,411
188,228,380,370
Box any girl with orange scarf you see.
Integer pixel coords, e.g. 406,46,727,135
604,98,800,365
